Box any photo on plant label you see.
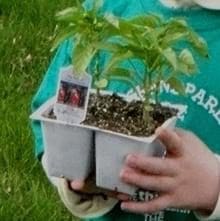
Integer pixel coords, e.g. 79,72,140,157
57,80,88,109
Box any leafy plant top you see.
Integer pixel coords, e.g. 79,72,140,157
53,0,119,75
98,14,208,120
54,1,209,121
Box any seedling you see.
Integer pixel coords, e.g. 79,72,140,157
54,1,208,124
53,0,120,95
100,14,208,122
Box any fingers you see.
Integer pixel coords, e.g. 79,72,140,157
70,180,119,198
121,194,171,214
117,193,131,201
125,154,177,176
120,168,174,192
156,128,183,155
174,128,186,137
70,180,85,191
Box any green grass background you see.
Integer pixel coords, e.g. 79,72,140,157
0,0,79,220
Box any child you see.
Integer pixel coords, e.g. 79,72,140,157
31,0,220,220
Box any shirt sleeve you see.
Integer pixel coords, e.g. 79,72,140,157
41,153,118,219
57,179,118,219
194,154,220,221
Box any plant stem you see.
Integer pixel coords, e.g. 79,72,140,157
143,55,161,112
143,94,150,122
154,69,162,104
142,55,160,123
94,51,101,96
143,65,151,123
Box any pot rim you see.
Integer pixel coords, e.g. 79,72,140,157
30,90,181,143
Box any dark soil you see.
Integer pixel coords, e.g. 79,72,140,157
82,93,177,137
47,93,177,137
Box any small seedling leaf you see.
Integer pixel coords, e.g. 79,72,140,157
56,7,79,22
167,76,186,95
104,13,119,28
93,0,104,11
52,27,76,51
94,78,108,89
130,14,162,28
104,50,134,74
162,47,177,70
188,31,209,57
73,43,96,74
178,49,198,74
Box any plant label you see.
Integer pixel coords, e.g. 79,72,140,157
54,65,91,124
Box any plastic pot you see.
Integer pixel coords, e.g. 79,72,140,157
30,98,94,180
95,117,177,195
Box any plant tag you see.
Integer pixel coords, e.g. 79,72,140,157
54,65,91,124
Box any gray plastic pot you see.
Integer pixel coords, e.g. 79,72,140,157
31,91,180,195
95,117,177,195
30,97,94,180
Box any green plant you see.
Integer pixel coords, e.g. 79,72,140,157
54,0,208,123
100,14,209,121
53,0,120,95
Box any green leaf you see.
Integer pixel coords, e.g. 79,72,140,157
106,67,134,78
166,18,189,34
118,19,134,36
106,67,141,93
93,0,104,11
131,29,152,48
161,32,187,47
167,76,186,95
104,13,119,29
168,18,188,28
178,49,198,74
130,14,162,28
162,48,177,70
51,26,76,51
159,18,189,47
188,31,209,57
75,0,85,10
97,42,121,52
55,7,79,22
94,78,108,89
73,43,96,73
104,50,134,74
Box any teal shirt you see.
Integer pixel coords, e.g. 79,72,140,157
31,0,220,220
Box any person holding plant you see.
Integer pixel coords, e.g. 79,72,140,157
31,0,220,220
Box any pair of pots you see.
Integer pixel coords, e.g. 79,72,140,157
31,94,176,195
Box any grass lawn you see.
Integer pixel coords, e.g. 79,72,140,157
0,0,79,220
